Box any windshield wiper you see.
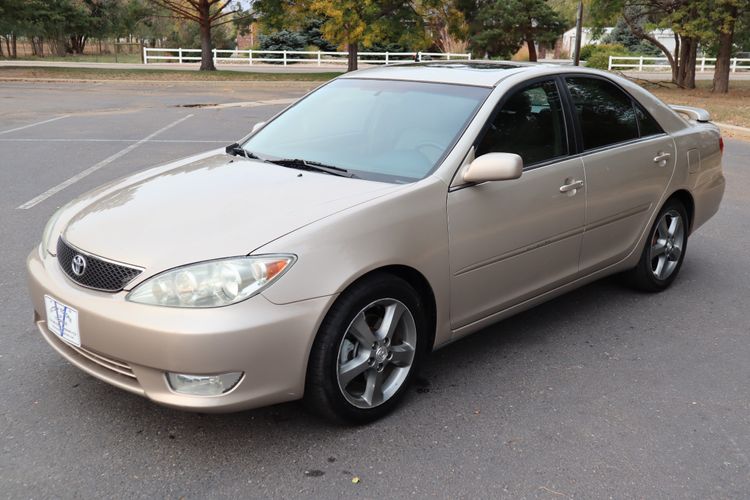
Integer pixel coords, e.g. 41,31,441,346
267,158,356,178
225,143,261,160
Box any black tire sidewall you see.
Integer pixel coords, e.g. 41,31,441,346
305,273,428,424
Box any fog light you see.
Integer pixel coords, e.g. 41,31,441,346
166,372,243,396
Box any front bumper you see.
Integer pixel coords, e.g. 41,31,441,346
27,246,334,412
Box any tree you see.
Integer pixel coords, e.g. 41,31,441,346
309,0,426,71
710,0,745,93
469,0,565,61
601,17,660,55
300,17,338,52
420,0,470,53
0,0,39,58
152,0,249,70
589,0,707,88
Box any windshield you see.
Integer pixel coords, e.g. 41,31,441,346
242,78,491,183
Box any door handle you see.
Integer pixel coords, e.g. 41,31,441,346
559,179,584,193
653,152,671,164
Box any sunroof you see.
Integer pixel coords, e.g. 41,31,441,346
420,62,522,71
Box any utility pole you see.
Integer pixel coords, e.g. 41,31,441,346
573,0,583,66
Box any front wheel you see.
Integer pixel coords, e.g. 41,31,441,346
626,199,689,292
304,274,428,424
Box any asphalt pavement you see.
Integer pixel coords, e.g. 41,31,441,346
1,81,749,499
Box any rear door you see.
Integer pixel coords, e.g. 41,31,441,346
563,76,676,272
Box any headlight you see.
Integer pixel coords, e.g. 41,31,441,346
126,255,296,308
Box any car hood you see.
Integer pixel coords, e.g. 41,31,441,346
62,153,401,279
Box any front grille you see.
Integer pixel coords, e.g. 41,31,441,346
57,238,142,292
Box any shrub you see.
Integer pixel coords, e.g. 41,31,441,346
258,31,307,52
581,43,629,69
578,44,597,61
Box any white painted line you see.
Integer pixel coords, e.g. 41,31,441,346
17,114,194,210
0,115,70,135
0,138,228,143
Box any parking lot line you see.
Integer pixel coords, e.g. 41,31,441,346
0,115,70,135
17,114,193,210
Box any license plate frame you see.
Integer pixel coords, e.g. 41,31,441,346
44,295,81,347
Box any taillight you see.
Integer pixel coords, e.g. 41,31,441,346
719,137,724,154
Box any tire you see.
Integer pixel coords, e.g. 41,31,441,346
304,273,428,424
626,199,689,292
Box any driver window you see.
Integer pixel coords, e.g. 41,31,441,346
476,80,568,166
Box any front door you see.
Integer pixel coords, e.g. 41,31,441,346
447,78,586,329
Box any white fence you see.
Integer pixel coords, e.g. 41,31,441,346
608,55,750,72
143,47,471,66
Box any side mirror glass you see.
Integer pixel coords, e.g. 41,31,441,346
462,152,523,184
251,121,266,133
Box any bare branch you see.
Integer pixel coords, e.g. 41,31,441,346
153,0,200,22
210,9,241,22
209,0,235,21
622,10,674,67
212,12,254,27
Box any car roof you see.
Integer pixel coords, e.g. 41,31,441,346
340,61,557,87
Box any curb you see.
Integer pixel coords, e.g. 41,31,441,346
714,122,750,134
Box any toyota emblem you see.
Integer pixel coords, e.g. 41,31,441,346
71,254,87,276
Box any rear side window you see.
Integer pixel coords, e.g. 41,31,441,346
635,104,664,137
476,79,567,166
566,77,638,150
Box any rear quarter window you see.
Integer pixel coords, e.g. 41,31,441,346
635,104,664,137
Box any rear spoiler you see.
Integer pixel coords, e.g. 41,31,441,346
670,105,711,123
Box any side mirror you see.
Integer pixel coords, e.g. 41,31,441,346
462,153,523,184
251,121,266,133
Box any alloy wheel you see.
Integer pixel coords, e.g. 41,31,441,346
336,298,417,409
649,209,685,280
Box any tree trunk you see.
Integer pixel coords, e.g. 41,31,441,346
347,43,358,72
10,33,17,59
672,34,680,83
526,33,537,62
712,5,738,94
31,36,43,56
676,37,697,89
69,35,88,54
621,12,676,82
685,41,697,89
199,24,215,70
199,0,216,71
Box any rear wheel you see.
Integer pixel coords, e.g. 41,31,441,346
304,274,428,424
626,199,688,292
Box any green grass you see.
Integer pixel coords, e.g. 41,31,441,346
0,65,339,82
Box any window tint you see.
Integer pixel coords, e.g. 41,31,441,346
566,77,638,150
476,79,567,165
635,104,663,137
